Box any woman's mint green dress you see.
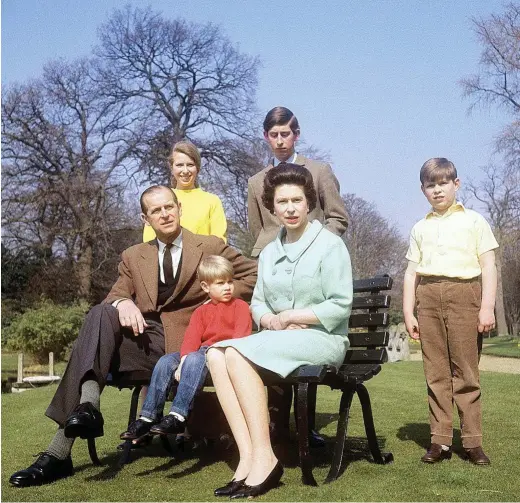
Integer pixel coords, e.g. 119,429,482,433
212,220,353,377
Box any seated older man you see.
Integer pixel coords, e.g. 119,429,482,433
10,185,257,488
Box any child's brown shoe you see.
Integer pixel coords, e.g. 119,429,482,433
464,446,490,465
421,444,452,463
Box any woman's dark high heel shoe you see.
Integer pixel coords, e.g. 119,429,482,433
214,479,245,497
230,461,283,499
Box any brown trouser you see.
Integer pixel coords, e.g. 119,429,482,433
46,304,165,426
416,276,483,449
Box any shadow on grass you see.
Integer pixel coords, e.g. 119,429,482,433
315,411,339,432
397,422,466,458
83,436,180,482
82,411,390,484
396,422,431,450
279,409,392,482
82,435,240,482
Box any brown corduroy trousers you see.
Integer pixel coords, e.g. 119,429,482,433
416,276,483,449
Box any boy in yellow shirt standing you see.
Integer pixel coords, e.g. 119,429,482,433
403,158,498,466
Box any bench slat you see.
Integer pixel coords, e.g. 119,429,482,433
294,364,335,381
352,295,391,310
338,363,382,382
348,331,389,347
353,276,393,293
344,348,387,364
349,312,388,328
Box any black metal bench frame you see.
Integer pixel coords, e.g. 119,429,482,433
86,275,394,484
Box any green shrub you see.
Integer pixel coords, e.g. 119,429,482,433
1,298,24,347
4,299,90,363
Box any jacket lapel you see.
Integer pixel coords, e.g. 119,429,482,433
294,154,307,167
171,229,203,300
138,240,159,307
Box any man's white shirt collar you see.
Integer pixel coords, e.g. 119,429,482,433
273,152,297,167
157,231,183,252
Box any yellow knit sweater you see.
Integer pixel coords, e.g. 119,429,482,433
143,188,227,243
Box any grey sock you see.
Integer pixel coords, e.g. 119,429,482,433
80,380,100,410
46,428,74,460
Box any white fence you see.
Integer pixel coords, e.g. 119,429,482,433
386,323,410,362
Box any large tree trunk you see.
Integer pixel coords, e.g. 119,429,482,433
494,251,509,336
75,241,93,301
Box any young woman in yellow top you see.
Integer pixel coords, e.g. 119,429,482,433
143,141,227,243
139,141,227,435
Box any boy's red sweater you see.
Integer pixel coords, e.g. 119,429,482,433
180,298,252,356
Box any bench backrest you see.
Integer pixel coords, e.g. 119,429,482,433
344,276,393,365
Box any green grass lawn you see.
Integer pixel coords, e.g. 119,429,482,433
481,335,520,358
409,335,520,359
2,361,519,501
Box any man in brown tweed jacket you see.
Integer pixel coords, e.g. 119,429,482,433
10,185,257,488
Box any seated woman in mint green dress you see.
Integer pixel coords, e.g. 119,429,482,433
207,163,353,499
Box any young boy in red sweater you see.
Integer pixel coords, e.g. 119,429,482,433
120,255,252,441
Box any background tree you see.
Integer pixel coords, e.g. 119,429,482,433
2,57,146,301
199,137,269,253
96,5,260,184
464,165,520,335
342,194,408,322
501,232,520,335
461,2,520,335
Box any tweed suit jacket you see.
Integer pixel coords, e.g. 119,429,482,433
247,154,348,257
104,229,257,354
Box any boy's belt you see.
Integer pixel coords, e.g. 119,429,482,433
419,275,479,284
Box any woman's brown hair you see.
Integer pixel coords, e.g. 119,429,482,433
262,163,317,213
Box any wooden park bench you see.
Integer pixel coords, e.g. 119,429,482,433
85,275,394,485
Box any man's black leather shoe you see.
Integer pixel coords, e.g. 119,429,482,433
64,402,104,439
150,414,184,436
309,429,325,448
9,453,73,488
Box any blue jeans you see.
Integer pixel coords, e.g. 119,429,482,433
140,347,208,420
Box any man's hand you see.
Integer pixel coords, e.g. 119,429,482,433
404,315,420,340
478,307,495,333
116,299,148,336
175,356,186,382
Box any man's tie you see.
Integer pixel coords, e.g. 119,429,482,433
163,243,174,286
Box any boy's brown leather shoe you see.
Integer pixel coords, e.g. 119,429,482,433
421,443,452,463
464,446,491,465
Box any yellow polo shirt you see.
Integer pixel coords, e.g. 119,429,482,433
406,202,498,279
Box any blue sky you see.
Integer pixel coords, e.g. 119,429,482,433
2,0,509,236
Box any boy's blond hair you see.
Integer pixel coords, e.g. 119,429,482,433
420,158,458,185
197,255,233,284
